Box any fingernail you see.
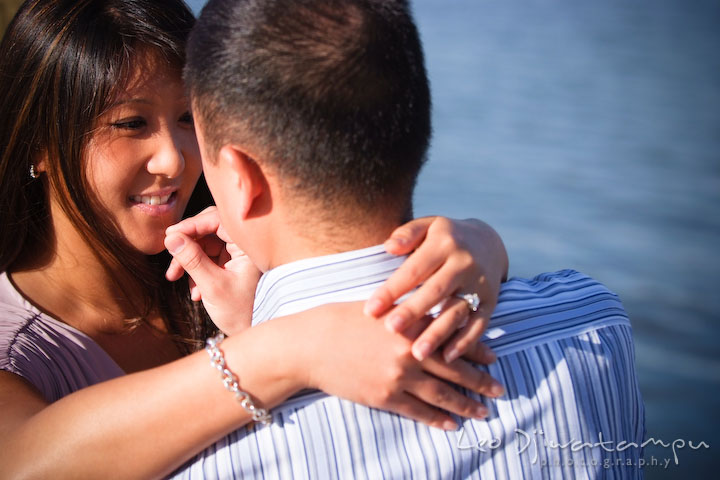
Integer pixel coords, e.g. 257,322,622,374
412,341,432,361
364,298,384,317
389,236,409,247
475,404,489,419
490,382,505,397
165,235,185,255
442,419,458,431
386,313,406,332
444,348,460,363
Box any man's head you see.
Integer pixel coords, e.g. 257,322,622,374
185,0,431,267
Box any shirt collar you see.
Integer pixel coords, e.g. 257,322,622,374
252,245,406,325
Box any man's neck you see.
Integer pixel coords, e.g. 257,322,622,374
262,210,403,271
252,244,406,325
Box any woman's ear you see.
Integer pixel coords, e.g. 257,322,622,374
33,151,48,174
217,145,265,220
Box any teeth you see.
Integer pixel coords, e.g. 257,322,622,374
131,194,172,205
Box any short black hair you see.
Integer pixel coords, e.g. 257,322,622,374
186,0,431,218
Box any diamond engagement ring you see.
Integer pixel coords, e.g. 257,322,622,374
457,292,481,313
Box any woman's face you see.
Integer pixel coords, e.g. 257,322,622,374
84,55,202,255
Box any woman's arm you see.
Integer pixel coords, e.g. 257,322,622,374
0,301,498,479
295,302,502,429
365,216,509,362
165,210,510,353
164,209,506,414
0,317,302,479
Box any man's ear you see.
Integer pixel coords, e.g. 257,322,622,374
218,144,265,220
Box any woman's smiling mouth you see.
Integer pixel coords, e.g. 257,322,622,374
130,193,173,205
129,190,179,215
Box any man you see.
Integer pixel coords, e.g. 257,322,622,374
168,0,645,477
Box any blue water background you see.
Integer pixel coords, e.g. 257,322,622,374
189,0,719,476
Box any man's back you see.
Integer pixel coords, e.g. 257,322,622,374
174,246,644,479
182,1,644,476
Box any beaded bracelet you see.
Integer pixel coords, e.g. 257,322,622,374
205,333,272,425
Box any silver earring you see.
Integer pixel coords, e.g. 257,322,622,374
29,164,38,179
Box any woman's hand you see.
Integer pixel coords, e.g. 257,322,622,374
291,302,505,430
164,210,507,430
364,217,509,363
164,207,261,335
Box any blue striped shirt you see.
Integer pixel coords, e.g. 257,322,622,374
175,245,645,479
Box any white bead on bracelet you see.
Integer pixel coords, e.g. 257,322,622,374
205,333,272,425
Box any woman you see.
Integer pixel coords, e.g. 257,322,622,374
0,0,508,477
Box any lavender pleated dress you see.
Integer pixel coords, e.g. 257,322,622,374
0,272,124,402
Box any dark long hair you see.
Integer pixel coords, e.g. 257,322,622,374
0,0,215,351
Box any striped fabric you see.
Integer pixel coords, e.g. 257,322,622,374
174,245,645,479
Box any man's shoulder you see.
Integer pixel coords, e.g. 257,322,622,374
502,268,611,292
487,269,630,354
498,269,622,311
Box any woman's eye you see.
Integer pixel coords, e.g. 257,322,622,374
179,111,194,126
112,118,146,130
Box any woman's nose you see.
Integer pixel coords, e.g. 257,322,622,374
146,131,186,178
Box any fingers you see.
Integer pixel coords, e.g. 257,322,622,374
442,308,493,363
166,206,220,238
165,233,227,281
409,298,469,361
165,258,186,282
164,232,226,296
189,278,202,301
407,374,489,422
399,297,497,365
363,218,440,317
383,216,435,255
367,216,507,353
459,338,497,366
423,354,504,398
364,242,447,320
382,258,469,337
383,392,458,431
